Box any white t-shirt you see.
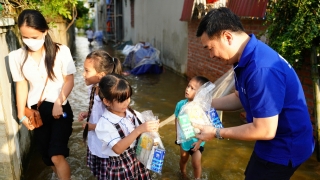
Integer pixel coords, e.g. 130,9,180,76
95,109,144,157
9,45,76,107
86,30,94,39
86,85,108,158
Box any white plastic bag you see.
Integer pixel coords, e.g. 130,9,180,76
177,82,216,143
135,110,165,174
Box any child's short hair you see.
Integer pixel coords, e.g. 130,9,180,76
86,50,122,74
99,74,132,103
192,76,209,85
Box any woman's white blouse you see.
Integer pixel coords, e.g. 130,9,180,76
9,45,76,107
86,85,108,158
95,109,144,157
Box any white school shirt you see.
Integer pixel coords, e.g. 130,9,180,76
9,45,76,107
95,109,145,157
86,85,108,158
86,30,94,39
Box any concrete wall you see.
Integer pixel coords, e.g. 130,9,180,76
122,0,189,74
0,17,26,180
49,20,76,52
0,17,75,179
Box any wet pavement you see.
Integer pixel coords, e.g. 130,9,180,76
23,35,320,180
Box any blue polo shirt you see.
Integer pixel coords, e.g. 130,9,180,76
234,34,314,167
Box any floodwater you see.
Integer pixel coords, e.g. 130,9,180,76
24,36,320,180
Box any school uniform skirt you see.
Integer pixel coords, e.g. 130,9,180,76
106,147,151,180
87,147,108,180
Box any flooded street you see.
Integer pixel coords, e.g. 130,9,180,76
24,35,320,180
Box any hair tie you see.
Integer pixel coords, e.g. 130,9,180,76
112,57,115,62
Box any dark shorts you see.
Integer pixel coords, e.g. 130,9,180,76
244,151,300,180
32,101,73,166
187,146,204,156
88,38,93,42
175,140,204,155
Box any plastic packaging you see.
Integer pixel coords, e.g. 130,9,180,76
62,112,67,118
206,108,223,129
135,110,165,174
177,82,218,143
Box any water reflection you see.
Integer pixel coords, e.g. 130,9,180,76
24,35,320,180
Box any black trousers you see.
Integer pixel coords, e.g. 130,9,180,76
32,101,73,166
244,151,300,180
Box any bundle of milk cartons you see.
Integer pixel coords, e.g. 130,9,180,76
135,110,165,174
177,81,223,144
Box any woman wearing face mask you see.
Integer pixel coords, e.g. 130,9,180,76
8,9,76,180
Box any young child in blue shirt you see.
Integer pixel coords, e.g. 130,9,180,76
174,76,209,180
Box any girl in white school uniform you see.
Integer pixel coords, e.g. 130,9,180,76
95,74,159,180
9,9,76,180
78,50,122,179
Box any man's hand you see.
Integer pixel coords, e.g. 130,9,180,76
193,123,216,141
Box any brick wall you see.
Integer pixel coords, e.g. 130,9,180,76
187,19,232,82
296,56,315,123
187,18,315,123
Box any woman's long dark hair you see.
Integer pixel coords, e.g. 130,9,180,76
18,9,60,80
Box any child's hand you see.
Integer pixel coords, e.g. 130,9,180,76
82,122,97,131
191,141,202,151
138,120,159,133
78,111,88,121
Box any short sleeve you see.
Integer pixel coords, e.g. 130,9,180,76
247,68,285,117
174,102,180,117
95,117,121,148
8,49,26,82
174,99,188,117
58,45,76,75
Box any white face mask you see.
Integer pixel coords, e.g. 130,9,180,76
23,35,45,51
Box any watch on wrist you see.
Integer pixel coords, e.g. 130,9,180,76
215,128,224,139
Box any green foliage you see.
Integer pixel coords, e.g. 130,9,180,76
76,1,89,19
26,0,78,20
75,17,86,29
75,17,94,30
266,0,320,67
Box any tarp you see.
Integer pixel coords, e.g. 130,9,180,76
123,42,163,75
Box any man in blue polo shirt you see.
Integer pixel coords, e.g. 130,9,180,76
193,7,314,180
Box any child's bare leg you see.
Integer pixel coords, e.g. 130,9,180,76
179,146,189,177
191,150,202,179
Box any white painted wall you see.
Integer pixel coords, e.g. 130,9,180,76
122,0,188,74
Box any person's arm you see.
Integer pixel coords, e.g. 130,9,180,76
82,122,97,131
16,80,34,130
212,91,243,111
52,74,74,118
78,111,88,121
194,115,278,141
191,140,203,151
112,120,159,154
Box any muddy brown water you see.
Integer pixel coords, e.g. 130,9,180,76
23,36,320,180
